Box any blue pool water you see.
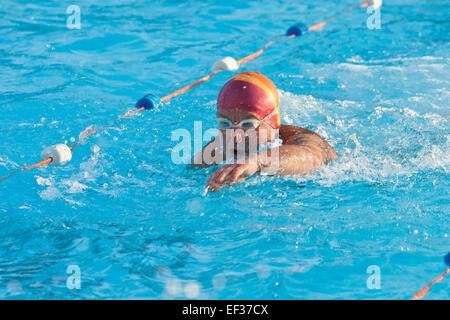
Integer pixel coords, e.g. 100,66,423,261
0,0,449,299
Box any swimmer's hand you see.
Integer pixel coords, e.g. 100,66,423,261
205,160,260,192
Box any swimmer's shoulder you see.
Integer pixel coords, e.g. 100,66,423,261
279,124,320,138
279,124,338,163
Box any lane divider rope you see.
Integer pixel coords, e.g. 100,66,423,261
0,0,375,182
411,252,450,300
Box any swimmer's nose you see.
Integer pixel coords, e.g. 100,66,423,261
233,130,244,144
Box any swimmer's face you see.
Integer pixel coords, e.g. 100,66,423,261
216,108,277,152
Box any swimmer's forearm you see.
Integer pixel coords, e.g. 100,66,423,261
191,151,213,167
191,136,224,167
256,145,326,175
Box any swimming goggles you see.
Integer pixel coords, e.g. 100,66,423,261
216,109,277,130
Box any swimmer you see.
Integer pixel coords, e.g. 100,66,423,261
192,71,337,192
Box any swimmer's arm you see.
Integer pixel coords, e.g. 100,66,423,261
205,144,327,192
190,136,224,167
257,128,337,175
205,131,337,191
256,144,327,175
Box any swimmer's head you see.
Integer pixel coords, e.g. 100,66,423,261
217,71,280,129
216,72,280,151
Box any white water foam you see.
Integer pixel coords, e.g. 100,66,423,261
278,90,449,186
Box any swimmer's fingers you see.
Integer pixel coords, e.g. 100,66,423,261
229,165,250,183
229,161,260,184
205,179,225,192
207,176,245,192
233,175,249,185
205,179,220,192
206,166,226,185
205,184,219,193
217,165,248,186
216,165,237,184
206,165,232,192
206,163,254,192
217,164,254,185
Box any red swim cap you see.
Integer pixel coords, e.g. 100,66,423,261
217,72,280,128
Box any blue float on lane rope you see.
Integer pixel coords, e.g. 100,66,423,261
286,23,308,36
135,93,162,110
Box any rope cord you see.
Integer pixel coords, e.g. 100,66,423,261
411,268,450,300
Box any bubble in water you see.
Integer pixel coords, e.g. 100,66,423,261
184,281,200,298
165,278,182,296
91,145,100,154
186,198,203,214
7,280,23,296
39,186,61,200
36,176,52,186
255,264,270,279
67,181,88,194
212,274,227,291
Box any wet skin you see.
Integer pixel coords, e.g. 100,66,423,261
191,108,338,192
